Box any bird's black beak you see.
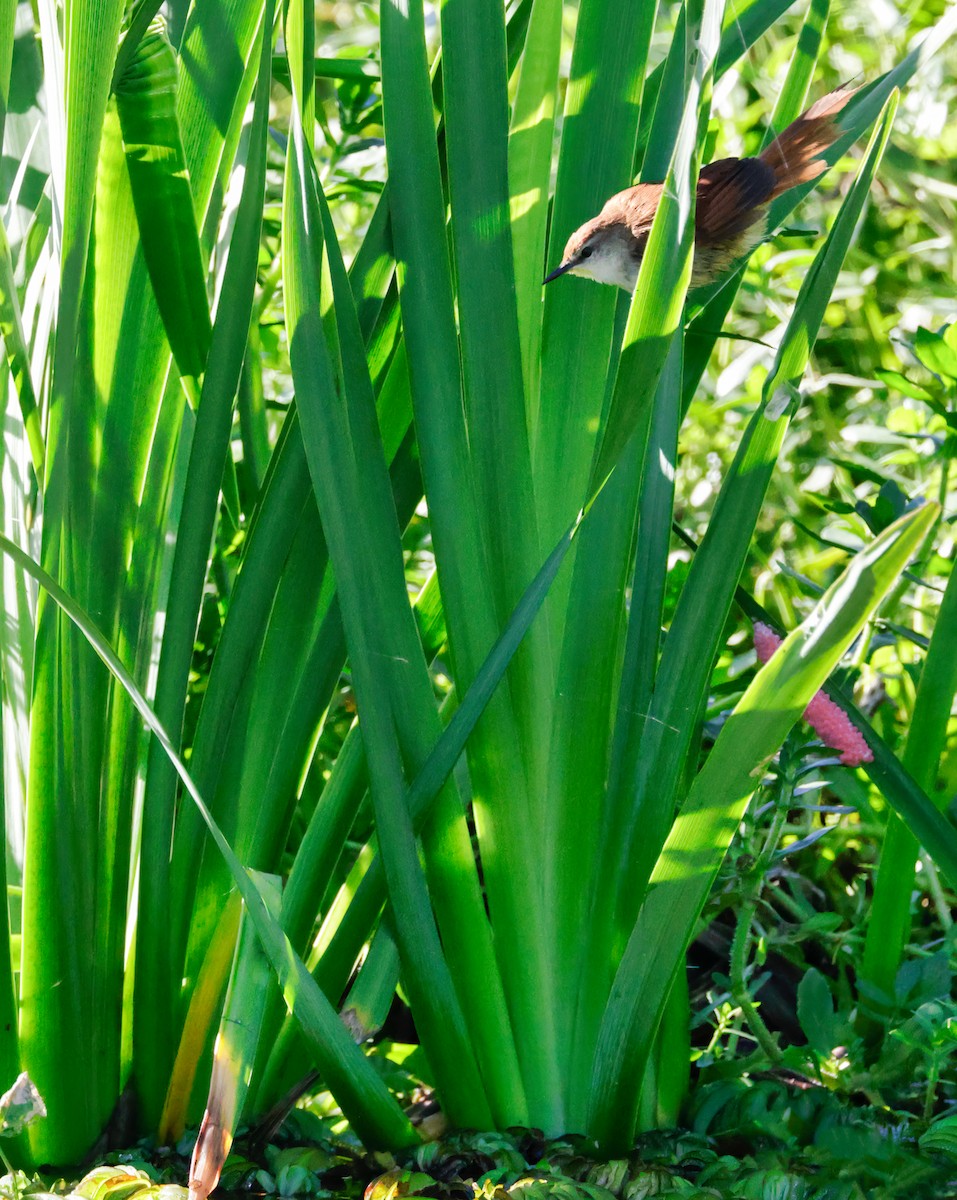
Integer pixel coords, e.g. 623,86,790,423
543,260,574,285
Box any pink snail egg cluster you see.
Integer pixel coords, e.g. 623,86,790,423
753,622,873,768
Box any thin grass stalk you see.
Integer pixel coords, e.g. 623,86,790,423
604,343,683,846
236,343,269,490
282,725,367,963
0,730,17,1092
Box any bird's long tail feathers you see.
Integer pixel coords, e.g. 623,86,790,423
759,84,857,199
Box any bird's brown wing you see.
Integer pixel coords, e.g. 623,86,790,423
695,157,776,244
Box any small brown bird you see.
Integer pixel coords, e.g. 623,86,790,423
543,85,856,292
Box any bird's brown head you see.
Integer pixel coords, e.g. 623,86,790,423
543,186,659,292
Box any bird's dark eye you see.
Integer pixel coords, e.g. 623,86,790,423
580,245,593,259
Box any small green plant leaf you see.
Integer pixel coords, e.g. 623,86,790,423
71,1167,155,1200
913,326,957,382
797,969,839,1057
919,1114,957,1158
875,368,934,402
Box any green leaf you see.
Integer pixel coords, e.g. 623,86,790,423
548,0,724,1115
115,17,212,387
0,219,44,484
588,0,720,493
22,0,128,1167
440,0,550,819
920,1114,957,1158
861,547,957,993
508,0,562,409
536,0,658,555
188,874,282,1200
796,969,838,1057
875,367,933,401
0,0,15,152
914,326,957,382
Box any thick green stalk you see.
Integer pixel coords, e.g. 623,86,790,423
563,338,684,1119
548,0,719,1110
379,0,557,1126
